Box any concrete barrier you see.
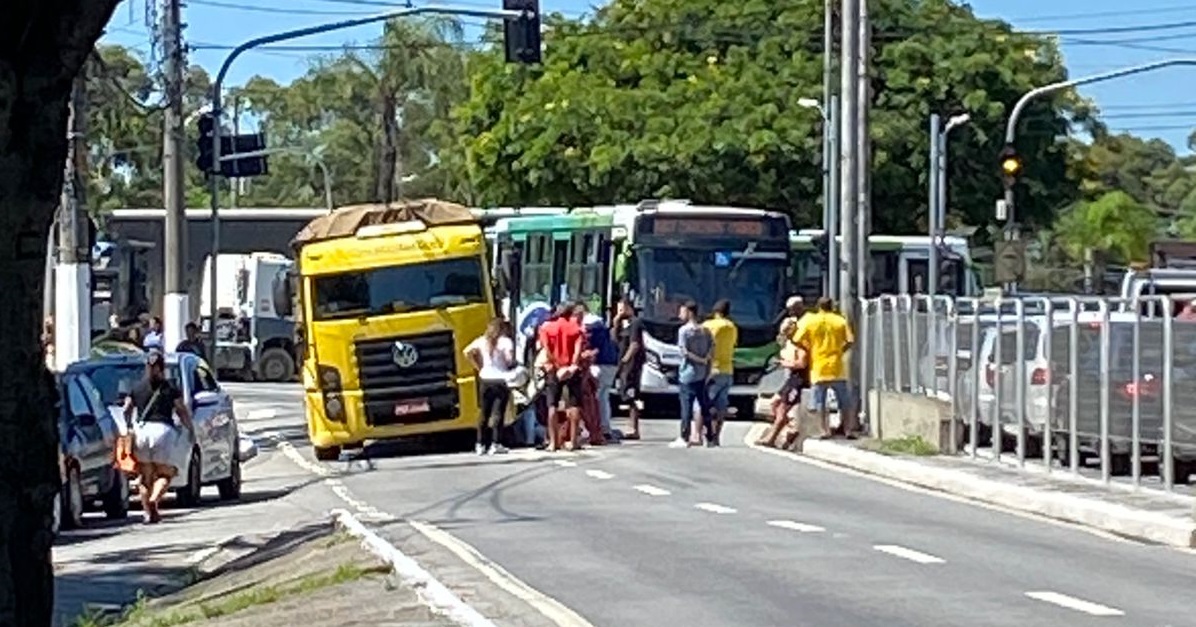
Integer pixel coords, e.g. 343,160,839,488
870,390,963,454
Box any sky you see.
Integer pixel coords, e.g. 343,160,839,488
100,0,1196,153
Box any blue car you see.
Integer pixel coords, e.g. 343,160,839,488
74,352,243,507
55,364,130,532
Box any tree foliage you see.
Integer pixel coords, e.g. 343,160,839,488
1053,190,1158,264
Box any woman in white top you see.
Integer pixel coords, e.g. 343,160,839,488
465,317,517,455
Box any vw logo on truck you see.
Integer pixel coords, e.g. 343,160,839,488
391,341,419,368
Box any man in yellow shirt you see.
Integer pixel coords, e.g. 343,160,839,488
703,299,738,446
793,296,856,439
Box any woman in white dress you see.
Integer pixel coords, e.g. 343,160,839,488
122,351,194,523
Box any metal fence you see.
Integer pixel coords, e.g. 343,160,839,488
859,294,1196,492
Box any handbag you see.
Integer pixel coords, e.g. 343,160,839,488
114,435,138,474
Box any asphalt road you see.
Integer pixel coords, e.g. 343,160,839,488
230,383,1196,627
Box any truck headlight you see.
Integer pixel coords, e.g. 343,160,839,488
317,365,342,392
323,393,346,422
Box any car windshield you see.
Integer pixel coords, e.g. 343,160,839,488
639,247,786,327
86,363,183,405
312,256,486,321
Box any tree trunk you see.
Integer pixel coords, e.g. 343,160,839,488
0,3,121,625
373,89,399,204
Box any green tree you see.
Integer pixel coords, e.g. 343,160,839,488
443,0,1079,233
0,2,121,625
236,16,469,208
1054,190,1158,267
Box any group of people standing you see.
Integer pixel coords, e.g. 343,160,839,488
757,295,859,448
462,293,859,455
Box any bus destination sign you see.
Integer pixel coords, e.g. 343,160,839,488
651,217,766,237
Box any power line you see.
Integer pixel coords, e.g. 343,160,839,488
188,0,372,15
1009,5,1196,24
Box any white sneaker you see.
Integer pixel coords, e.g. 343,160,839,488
669,438,688,449
487,444,508,455
475,444,486,456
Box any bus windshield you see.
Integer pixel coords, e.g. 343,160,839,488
638,247,786,327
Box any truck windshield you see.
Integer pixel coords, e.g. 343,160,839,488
639,247,785,327
311,256,486,321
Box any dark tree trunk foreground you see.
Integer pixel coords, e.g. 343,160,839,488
0,3,120,625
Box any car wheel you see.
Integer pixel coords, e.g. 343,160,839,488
60,466,84,530
256,347,295,383
217,452,242,501
175,448,203,507
102,468,130,520
313,445,341,462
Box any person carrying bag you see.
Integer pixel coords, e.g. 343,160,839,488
122,351,194,524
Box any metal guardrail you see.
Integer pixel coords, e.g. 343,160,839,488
861,294,1196,492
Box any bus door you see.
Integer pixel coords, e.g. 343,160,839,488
899,252,930,295
564,229,610,315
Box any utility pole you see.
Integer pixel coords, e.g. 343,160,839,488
162,0,188,354
231,95,240,208
855,0,871,305
838,0,860,323
55,70,92,371
821,0,834,236
827,95,841,301
927,114,941,300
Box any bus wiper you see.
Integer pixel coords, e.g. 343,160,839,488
729,242,759,279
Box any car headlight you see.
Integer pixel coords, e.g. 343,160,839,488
645,350,662,369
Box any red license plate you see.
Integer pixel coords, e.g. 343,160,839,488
394,399,431,417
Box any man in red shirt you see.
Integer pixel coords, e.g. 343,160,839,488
539,303,585,451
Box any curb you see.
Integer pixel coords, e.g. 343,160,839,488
330,509,497,627
745,425,1196,548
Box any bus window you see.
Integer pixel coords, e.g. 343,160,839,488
521,233,553,305
871,251,899,296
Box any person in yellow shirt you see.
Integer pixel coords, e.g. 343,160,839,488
793,296,856,439
702,299,738,446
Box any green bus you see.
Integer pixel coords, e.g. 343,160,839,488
482,200,792,416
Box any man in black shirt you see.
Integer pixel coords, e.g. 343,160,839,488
175,322,207,360
124,351,193,523
612,297,644,440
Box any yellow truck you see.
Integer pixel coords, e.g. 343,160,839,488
283,200,494,460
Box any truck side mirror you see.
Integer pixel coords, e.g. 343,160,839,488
273,271,294,318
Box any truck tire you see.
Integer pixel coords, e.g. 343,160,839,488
256,347,295,383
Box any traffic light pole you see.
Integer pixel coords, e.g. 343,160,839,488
205,3,527,361
1002,58,1196,293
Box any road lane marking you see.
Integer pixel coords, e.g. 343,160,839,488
334,511,498,627
633,484,671,496
585,469,614,480
694,502,737,514
410,520,597,627
244,408,277,421
276,440,334,477
1024,591,1124,616
873,544,945,564
766,520,825,533
554,460,578,467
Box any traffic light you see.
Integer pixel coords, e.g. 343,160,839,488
503,0,541,64
194,112,268,178
196,112,216,174
999,144,1022,188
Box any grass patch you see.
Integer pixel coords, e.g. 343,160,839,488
873,436,938,456
103,563,383,627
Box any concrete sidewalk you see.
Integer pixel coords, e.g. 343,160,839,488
744,423,1196,548
53,441,333,626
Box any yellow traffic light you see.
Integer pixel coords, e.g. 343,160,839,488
1001,156,1022,176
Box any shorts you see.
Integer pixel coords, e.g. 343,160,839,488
707,374,732,413
133,420,187,470
545,372,584,410
776,370,806,406
617,361,643,400
811,380,852,412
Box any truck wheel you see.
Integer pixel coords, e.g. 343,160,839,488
314,445,341,461
256,347,295,383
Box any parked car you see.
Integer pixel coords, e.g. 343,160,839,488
76,352,243,505
56,363,130,531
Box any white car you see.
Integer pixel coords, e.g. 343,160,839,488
84,352,246,506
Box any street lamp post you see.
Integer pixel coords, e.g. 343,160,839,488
205,4,526,359
928,113,970,300
799,96,841,300
1002,58,1196,293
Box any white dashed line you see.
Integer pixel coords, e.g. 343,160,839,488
694,502,737,514
873,544,945,564
1024,591,1125,617
554,460,578,467
244,408,277,421
585,469,614,480
633,484,671,496
766,520,825,533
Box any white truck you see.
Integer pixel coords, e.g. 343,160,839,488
200,252,297,382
